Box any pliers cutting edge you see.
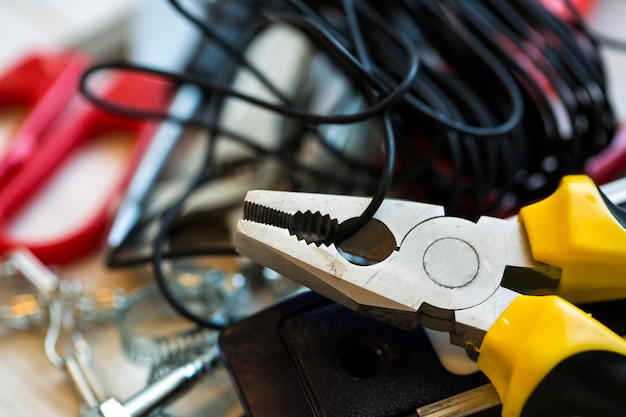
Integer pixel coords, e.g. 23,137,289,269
235,175,626,417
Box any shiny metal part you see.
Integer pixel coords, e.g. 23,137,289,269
6,248,58,297
0,248,125,412
599,176,626,206
0,249,57,331
86,347,219,417
44,279,109,411
416,383,500,417
118,283,218,367
0,293,44,330
1,249,127,331
44,280,87,368
74,287,127,322
66,351,108,409
236,190,559,347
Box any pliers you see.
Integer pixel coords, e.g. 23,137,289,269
235,175,626,417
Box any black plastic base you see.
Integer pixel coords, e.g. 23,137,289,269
219,292,499,417
219,292,626,417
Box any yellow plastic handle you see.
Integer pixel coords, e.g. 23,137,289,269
518,175,626,303
477,295,626,417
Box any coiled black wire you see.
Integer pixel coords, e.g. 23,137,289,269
80,0,617,328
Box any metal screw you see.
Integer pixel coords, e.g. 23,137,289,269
85,347,219,417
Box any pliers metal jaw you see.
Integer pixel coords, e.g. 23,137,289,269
236,190,557,349
237,179,626,417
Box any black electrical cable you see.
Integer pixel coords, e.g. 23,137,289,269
168,0,384,179
80,57,416,126
81,0,618,329
80,8,420,126
79,0,526,236
297,0,526,138
99,0,416,326
81,2,420,247
98,0,613,243
448,0,567,162
112,247,238,268
530,0,605,84
210,0,527,138
395,1,525,138
392,73,467,213
153,202,228,330
149,96,230,329
342,0,374,73
106,143,384,267
432,0,612,197
516,0,611,146
170,0,382,178
331,0,394,243
167,0,294,105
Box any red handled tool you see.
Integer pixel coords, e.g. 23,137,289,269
0,52,170,264
0,52,89,184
